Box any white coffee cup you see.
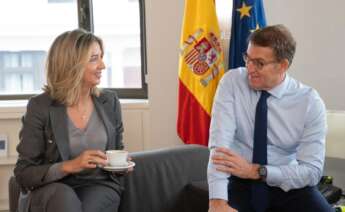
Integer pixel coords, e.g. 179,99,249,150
106,150,128,167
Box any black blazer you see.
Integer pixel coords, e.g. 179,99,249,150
14,89,124,192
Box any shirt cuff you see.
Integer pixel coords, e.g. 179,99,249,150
208,179,229,201
266,165,284,188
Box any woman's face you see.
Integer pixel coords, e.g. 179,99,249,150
82,41,105,89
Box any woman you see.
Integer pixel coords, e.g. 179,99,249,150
14,29,126,212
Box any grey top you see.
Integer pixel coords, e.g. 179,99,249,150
44,107,108,182
68,107,107,158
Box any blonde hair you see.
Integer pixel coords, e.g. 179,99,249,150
43,29,104,106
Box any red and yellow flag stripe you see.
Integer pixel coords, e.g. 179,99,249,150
177,0,224,146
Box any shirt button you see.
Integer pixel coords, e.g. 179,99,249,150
48,139,53,144
30,186,34,190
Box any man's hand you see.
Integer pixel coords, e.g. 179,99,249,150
212,147,260,180
209,199,237,212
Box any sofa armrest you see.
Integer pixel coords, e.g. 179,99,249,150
118,144,209,212
324,157,345,189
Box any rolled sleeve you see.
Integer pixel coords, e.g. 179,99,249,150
266,165,285,189
208,178,229,200
207,72,238,201
207,150,230,200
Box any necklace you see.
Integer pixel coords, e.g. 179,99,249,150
76,105,88,121
73,96,92,122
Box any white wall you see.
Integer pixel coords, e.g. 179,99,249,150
145,0,185,149
265,0,345,110
326,111,345,159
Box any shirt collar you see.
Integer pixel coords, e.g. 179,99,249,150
267,73,290,99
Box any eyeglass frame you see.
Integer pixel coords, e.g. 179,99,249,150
242,52,280,70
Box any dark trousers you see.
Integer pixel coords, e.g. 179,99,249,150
29,179,121,212
228,176,334,212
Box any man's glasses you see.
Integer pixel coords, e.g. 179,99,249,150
243,53,278,70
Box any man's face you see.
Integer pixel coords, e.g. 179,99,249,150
245,43,287,90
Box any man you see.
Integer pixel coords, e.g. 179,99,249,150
207,25,333,212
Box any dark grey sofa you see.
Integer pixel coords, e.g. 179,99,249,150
9,144,210,212
9,145,345,212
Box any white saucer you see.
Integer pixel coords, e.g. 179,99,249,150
102,161,135,172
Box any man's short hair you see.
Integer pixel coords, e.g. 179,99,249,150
248,24,296,66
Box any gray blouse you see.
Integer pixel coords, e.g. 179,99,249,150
68,107,107,158
44,107,108,182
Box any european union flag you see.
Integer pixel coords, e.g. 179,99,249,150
228,0,267,69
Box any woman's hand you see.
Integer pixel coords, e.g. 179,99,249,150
127,156,134,172
212,147,259,180
61,150,107,174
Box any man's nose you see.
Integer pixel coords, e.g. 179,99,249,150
246,61,256,73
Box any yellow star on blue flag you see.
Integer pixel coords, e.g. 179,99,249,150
236,2,252,19
228,0,267,69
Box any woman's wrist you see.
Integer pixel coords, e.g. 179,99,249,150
61,160,75,174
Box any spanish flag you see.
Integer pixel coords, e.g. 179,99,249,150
177,0,224,146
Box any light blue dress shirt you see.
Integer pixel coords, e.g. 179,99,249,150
207,68,327,201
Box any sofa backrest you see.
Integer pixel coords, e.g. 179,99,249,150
118,144,209,212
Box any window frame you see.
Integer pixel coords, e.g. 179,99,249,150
0,0,147,100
